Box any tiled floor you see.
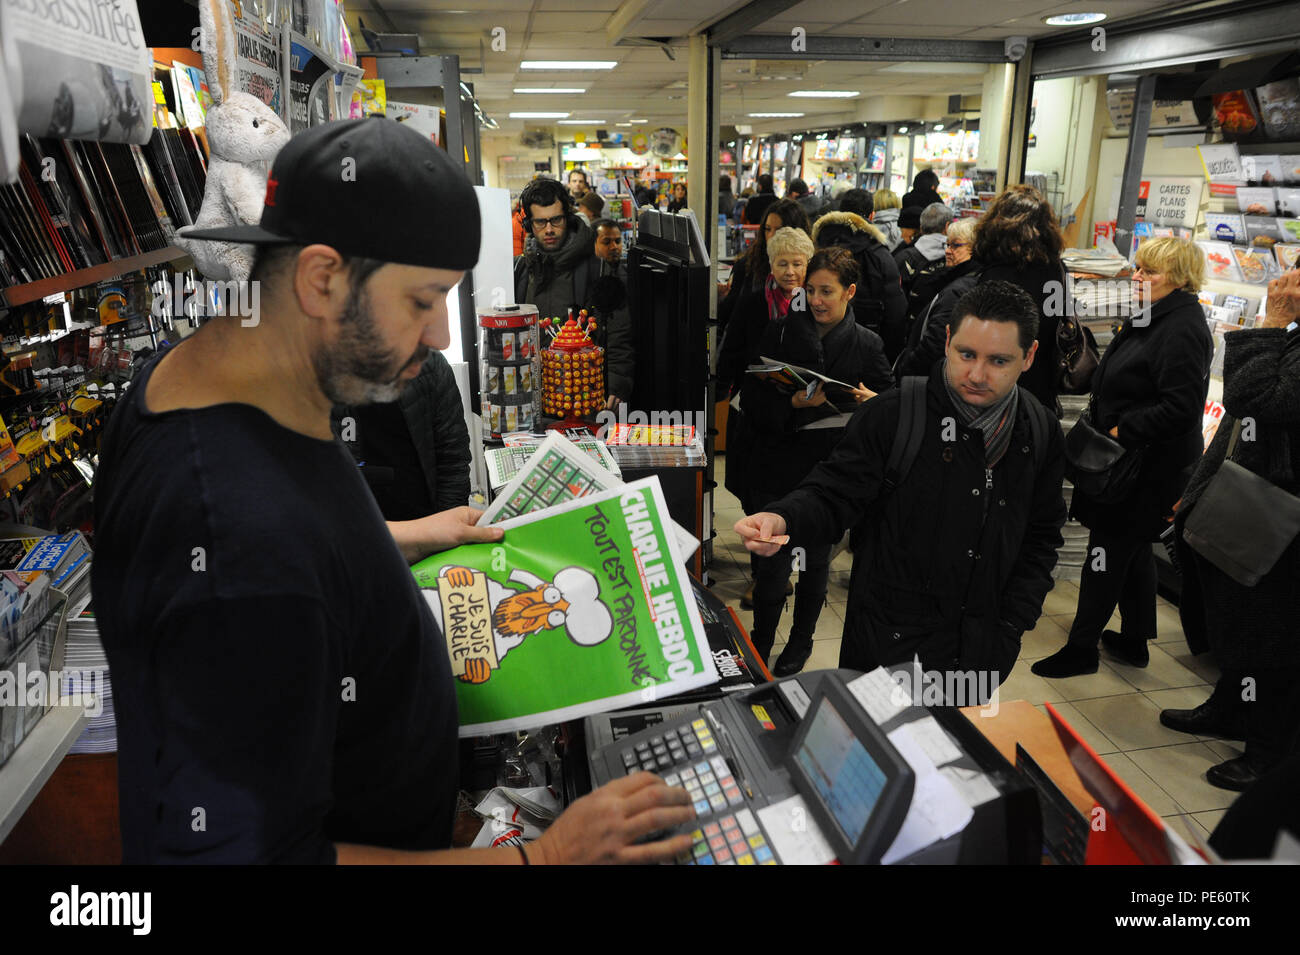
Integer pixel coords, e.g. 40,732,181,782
709,453,1236,841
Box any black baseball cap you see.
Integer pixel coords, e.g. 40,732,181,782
181,116,481,271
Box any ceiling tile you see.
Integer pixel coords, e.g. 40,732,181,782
529,11,615,31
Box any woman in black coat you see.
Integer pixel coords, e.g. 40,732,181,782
1158,268,1300,791
739,247,895,675
717,199,811,339
971,185,1066,414
1034,237,1212,678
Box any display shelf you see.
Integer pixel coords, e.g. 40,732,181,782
0,697,92,843
0,247,194,310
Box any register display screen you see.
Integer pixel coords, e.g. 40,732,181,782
794,698,887,842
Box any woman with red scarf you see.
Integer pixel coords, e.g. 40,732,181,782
716,227,815,614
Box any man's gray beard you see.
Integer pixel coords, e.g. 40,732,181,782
313,282,425,406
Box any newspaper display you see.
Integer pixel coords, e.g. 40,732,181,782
0,0,154,146
232,9,283,114
413,478,719,736
484,437,619,491
287,36,331,132
478,431,698,560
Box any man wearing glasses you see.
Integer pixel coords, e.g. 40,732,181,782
513,177,595,323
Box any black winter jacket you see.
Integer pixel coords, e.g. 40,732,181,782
718,252,765,341
1175,326,1300,668
901,187,944,212
514,253,635,400
767,366,1066,680
1072,288,1213,539
977,260,1064,411
718,287,783,399
811,212,908,360
742,191,778,226
896,259,982,377
739,306,894,503
333,351,472,520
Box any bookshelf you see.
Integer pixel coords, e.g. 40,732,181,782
1,247,193,310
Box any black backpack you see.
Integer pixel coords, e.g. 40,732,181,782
849,245,892,329
905,259,949,319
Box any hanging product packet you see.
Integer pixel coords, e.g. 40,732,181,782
412,476,718,736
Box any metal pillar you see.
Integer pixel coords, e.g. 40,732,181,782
1115,74,1156,260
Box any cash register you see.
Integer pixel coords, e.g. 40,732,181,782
586,669,1041,865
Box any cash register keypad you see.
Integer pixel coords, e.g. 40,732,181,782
618,717,778,865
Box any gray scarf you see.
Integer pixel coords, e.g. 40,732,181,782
942,360,1020,466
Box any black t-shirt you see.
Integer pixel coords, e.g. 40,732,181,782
91,348,460,863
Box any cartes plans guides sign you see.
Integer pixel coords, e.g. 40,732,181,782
412,477,718,735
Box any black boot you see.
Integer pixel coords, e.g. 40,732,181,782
750,630,774,668
773,636,814,677
1101,629,1149,668
1031,643,1099,678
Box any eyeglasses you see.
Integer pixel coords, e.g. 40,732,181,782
946,241,966,249
531,215,567,229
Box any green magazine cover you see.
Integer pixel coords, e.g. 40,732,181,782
413,477,718,735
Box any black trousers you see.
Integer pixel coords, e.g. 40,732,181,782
1205,668,1300,766
1068,525,1157,647
749,542,831,662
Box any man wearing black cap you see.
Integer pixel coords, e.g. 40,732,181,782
92,118,692,865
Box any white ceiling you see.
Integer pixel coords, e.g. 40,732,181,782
340,0,1235,135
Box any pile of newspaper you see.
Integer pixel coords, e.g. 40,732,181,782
61,605,115,754
1062,247,1129,277
1054,394,1092,580
607,436,707,470
1070,278,1132,327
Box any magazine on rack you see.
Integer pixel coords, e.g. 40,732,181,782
232,7,284,113
412,478,719,735
0,0,153,147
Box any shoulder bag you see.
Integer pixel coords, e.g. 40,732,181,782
1055,267,1100,394
1182,418,1300,586
1063,396,1145,503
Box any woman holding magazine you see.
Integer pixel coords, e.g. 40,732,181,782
738,247,894,675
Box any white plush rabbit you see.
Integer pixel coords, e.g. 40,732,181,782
176,0,290,282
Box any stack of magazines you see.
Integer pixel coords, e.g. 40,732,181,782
61,606,116,754
604,424,706,469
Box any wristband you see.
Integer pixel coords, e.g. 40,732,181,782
518,844,531,866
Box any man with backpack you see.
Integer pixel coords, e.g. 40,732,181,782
735,282,1066,697
811,208,908,362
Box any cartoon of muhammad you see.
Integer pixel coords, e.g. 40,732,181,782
421,566,613,684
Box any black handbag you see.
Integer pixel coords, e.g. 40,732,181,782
1182,418,1300,586
1063,402,1145,503
1055,267,1101,395
1057,315,1100,394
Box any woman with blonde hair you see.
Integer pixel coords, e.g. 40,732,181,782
870,188,903,251
1034,237,1213,678
718,226,817,611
